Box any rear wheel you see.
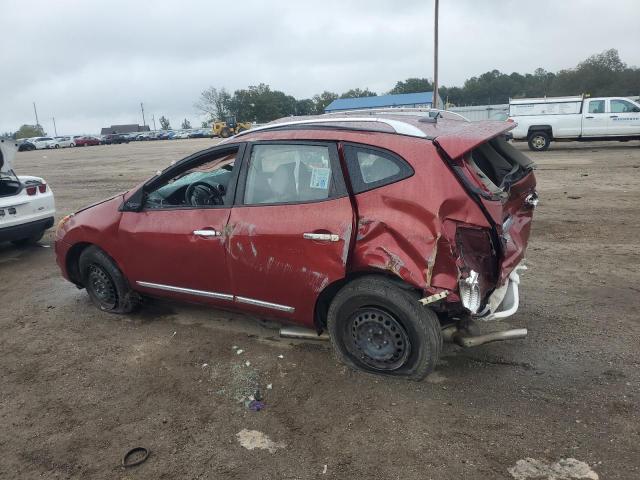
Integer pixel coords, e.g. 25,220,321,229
78,246,140,313
527,131,551,151
11,230,45,247
327,276,442,380
220,127,232,138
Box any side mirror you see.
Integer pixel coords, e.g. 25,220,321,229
119,188,145,212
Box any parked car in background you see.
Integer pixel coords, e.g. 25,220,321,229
17,139,36,151
156,131,171,140
174,131,190,139
55,136,76,148
101,134,130,145
75,136,101,147
32,137,58,149
55,111,537,380
1,139,55,246
509,95,640,151
188,129,211,138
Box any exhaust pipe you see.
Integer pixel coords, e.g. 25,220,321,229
279,326,330,341
443,326,527,348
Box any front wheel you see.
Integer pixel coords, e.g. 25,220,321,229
527,131,551,151
327,276,442,381
78,246,140,313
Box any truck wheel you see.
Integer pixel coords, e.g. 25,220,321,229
78,246,140,314
11,230,45,247
327,276,442,381
528,131,551,151
220,127,232,138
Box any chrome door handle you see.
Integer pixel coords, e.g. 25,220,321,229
303,232,340,242
193,229,220,237
585,116,594,119
610,115,618,118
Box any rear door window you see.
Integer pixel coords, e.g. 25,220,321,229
242,143,344,205
343,145,413,194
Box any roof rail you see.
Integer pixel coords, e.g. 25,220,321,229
232,117,428,139
325,107,470,121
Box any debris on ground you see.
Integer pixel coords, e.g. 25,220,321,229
236,349,244,355
248,400,265,411
266,384,273,390
508,457,598,480
277,354,284,359
236,429,285,453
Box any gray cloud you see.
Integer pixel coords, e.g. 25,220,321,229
2,0,639,135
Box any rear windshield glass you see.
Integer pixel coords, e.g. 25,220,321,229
467,136,534,190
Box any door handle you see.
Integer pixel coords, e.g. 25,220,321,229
585,116,594,119
610,115,618,119
193,229,220,237
303,232,340,242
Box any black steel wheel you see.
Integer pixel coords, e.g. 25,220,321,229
328,276,442,380
86,263,118,310
78,245,140,314
345,307,410,371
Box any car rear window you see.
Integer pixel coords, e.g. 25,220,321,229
466,136,535,191
343,144,413,194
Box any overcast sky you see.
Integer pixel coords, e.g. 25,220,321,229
2,0,639,135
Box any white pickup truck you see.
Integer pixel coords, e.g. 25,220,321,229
508,95,640,151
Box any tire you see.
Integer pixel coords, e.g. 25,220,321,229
527,131,551,151
70,143,75,147
11,230,45,247
220,127,232,138
54,144,60,149
78,246,140,313
327,276,442,381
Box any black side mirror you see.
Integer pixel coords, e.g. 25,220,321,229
119,188,145,212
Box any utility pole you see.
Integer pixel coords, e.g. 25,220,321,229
140,102,146,126
33,102,40,127
152,115,157,131
433,0,439,109
52,117,58,136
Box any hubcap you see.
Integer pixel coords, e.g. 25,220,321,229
532,136,546,149
346,307,410,371
88,264,117,309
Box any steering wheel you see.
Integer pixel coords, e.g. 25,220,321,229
185,181,225,206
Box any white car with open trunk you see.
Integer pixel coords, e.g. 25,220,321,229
508,95,640,151
0,138,55,246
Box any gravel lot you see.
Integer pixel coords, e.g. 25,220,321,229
1,138,639,479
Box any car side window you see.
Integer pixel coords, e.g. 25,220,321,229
243,144,335,205
343,145,414,194
588,100,605,114
144,152,238,209
610,99,637,113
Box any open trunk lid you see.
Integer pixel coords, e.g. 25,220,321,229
434,125,537,286
0,138,17,174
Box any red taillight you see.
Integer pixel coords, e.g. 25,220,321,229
38,183,47,193
26,186,37,196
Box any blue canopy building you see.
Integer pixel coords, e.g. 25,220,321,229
324,91,443,113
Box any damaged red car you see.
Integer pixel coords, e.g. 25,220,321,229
55,111,537,380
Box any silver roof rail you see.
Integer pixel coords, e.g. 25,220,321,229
232,117,428,139
330,107,469,121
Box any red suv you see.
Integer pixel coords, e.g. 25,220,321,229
55,112,537,380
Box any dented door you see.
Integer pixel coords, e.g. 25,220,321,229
226,142,353,327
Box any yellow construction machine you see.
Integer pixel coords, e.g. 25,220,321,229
211,116,252,138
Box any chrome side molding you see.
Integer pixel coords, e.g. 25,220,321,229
135,281,294,313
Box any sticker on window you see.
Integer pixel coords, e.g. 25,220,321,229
310,167,330,189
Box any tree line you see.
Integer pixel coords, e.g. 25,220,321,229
196,49,640,123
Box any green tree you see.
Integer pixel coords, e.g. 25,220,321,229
227,83,297,123
295,99,315,116
340,88,377,99
15,124,45,139
181,118,192,129
312,91,338,114
201,120,210,128
159,116,171,130
195,87,232,121
389,78,433,94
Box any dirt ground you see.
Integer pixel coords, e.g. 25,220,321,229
1,138,638,479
